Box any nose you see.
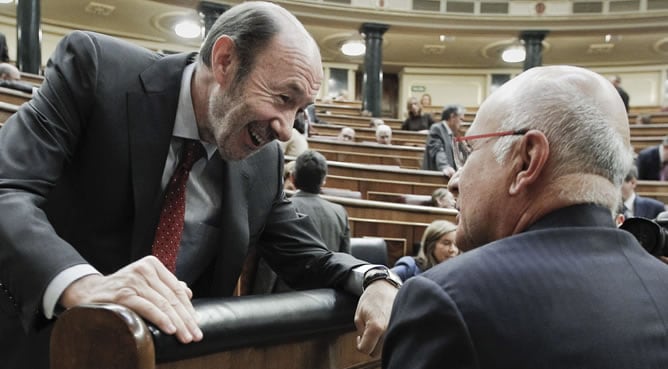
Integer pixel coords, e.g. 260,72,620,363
271,112,295,142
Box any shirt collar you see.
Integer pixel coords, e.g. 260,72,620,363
175,62,217,160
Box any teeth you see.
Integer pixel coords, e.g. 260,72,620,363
249,126,265,146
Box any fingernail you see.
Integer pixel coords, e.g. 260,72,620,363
166,324,176,334
193,329,203,341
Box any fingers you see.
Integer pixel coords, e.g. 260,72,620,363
143,259,202,343
355,318,384,356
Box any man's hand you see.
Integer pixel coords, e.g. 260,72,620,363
442,166,456,178
59,255,203,344
353,280,399,356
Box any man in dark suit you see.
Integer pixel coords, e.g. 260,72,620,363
421,105,463,178
0,3,398,368
636,136,668,180
622,166,666,219
291,150,351,254
383,66,668,368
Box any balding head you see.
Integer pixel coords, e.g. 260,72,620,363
198,1,321,85
0,63,20,81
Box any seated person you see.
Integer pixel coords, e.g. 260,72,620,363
621,165,666,219
283,161,296,191
391,220,459,281
369,118,384,129
431,187,456,209
337,126,356,142
375,124,392,145
278,111,309,157
0,63,36,94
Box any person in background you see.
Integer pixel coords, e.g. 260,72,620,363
376,124,392,145
419,93,432,108
0,32,9,62
391,220,459,282
635,114,651,125
337,126,356,142
636,135,668,180
0,3,397,367
383,65,668,369
0,63,36,94
256,150,353,292
369,117,384,129
421,105,463,178
430,187,456,209
621,166,666,219
401,96,433,131
278,111,309,157
283,160,296,191
610,75,630,112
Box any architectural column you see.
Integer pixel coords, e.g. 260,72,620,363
198,1,230,36
360,23,389,117
520,30,548,71
16,0,41,74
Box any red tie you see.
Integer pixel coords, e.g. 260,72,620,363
152,139,206,272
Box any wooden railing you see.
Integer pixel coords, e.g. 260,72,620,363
51,289,379,369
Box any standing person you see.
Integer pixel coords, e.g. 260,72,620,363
421,105,463,177
383,66,668,369
621,166,666,219
0,32,9,62
0,3,398,368
401,96,433,131
636,136,668,180
610,75,630,112
391,220,459,282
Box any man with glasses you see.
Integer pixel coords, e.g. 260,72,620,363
383,66,668,369
421,105,466,177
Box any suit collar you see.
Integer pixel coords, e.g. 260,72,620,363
527,204,616,232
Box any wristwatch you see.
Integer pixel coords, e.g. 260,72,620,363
362,266,403,290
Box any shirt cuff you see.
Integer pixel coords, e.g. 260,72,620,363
345,264,379,296
42,264,101,319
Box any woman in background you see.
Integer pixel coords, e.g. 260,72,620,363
391,220,459,281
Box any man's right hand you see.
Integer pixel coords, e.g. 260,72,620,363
59,255,203,344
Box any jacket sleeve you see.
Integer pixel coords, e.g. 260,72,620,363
382,275,479,369
0,31,100,331
425,126,454,171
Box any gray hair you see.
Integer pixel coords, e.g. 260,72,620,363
198,2,281,86
491,67,633,203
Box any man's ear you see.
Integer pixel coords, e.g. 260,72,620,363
210,35,237,87
509,130,549,195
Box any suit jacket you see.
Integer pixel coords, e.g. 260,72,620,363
290,191,351,254
383,204,668,369
0,31,364,368
422,122,457,171
636,145,661,180
633,194,666,219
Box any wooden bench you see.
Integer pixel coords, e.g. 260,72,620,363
320,159,447,186
0,86,32,106
636,180,668,204
325,174,444,198
316,113,404,130
311,123,427,146
51,290,379,369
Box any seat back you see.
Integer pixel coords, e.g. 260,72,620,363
350,237,388,266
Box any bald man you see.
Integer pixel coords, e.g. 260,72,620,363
383,66,668,368
0,3,396,367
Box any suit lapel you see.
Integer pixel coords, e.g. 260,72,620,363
128,52,196,259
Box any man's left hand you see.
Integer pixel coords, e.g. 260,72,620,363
353,280,399,356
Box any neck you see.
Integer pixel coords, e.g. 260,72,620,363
191,64,215,143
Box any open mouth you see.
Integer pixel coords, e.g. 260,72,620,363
248,123,274,147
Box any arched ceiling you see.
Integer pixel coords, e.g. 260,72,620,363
1,0,667,73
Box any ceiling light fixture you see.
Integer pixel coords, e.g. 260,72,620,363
502,45,526,63
0,0,13,3
174,20,202,39
341,40,365,56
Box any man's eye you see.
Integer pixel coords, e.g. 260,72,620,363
279,95,290,103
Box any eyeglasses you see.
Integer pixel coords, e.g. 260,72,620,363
452,129,529,168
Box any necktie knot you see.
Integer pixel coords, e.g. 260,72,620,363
180,140,206,172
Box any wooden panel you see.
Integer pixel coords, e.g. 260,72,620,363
636,180,668,204
325,175,444,197
0,86,31,105
324,160,448,186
